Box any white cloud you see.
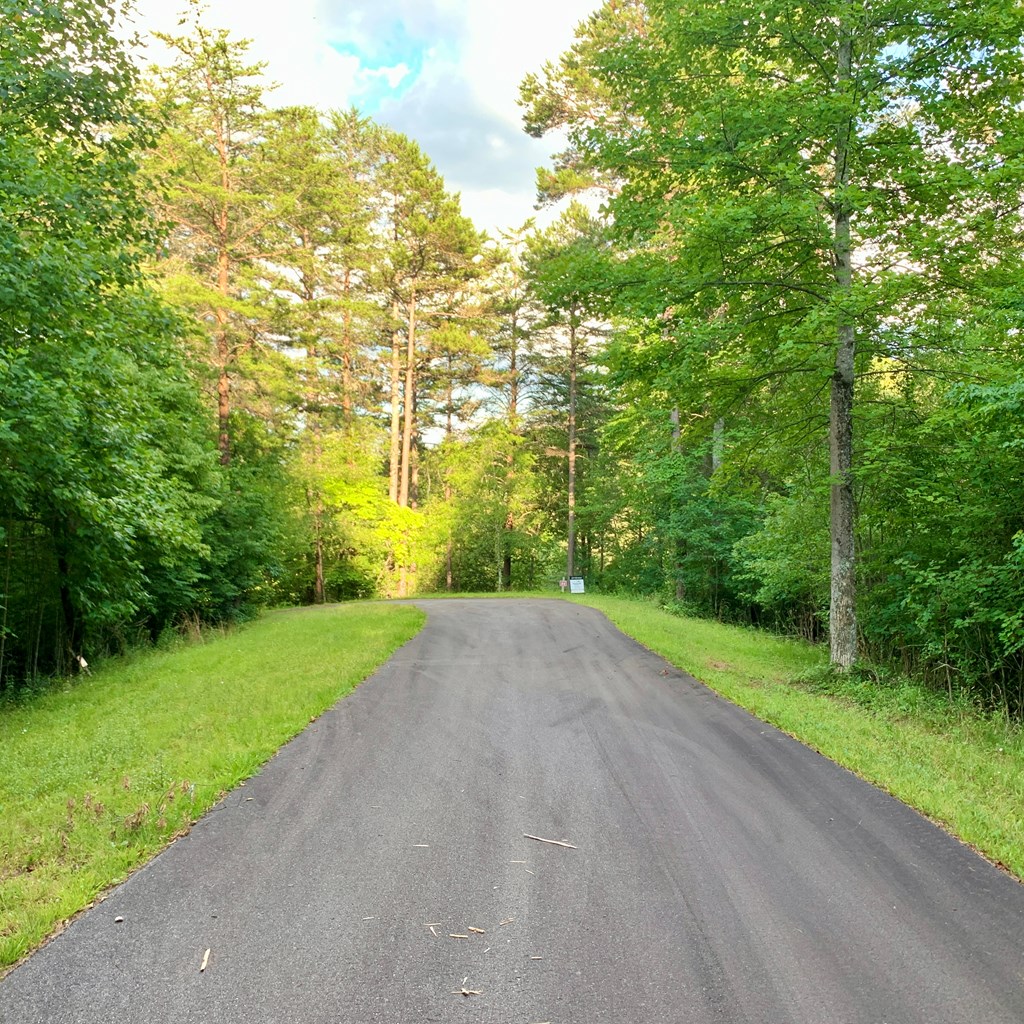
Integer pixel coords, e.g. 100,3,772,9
128,0,600,234
463,1,596,128
358,62,412,91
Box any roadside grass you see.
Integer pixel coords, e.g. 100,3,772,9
575,594,1024,881
0,601,424,972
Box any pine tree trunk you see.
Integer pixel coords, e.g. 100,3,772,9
566,320,578,580
830,18,858,669
309,397,325,606
216,247,231,466
388,300,402,504
212,89,232,466
445,475,454,592
341,267,353,422
503,321,519,591
312,496,326,604
399,289,417,507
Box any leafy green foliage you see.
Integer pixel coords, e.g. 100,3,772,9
521,0,1024,703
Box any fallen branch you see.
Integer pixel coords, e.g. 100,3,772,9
524,834,577,849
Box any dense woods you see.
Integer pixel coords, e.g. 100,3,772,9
3,1,1024,714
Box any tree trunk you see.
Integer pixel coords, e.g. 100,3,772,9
445,474,454,592
410,441,419,509
671,406,685,601
341,267,353,422
388,299,402,504
216,247,231,466
0,524,11,688
566,320,578,580
212,88,232,466
503,315,519,591
399,289,418,507
312,493,326,604
54,536,80,673
830,18,858,669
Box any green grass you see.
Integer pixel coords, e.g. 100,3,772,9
4,591,1021,972
575,594,1024,880
0,601,424,971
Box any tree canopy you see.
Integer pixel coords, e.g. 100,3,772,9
3,0,1024,715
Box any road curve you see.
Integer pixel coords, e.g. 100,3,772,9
1,598,1022,1023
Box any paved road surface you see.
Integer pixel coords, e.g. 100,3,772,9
2,599,1022,1023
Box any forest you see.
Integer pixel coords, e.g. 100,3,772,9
2,0,1024,714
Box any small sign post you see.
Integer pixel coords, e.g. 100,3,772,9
569,576,585,595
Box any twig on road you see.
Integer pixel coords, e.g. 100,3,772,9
199,949,210,973
524,834,577,849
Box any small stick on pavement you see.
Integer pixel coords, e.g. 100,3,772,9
199,949,210,973
429,926,438,937
524,834,577,849
454,977,482,996
449,934,469,939
499,918,515,926
468,927,485,934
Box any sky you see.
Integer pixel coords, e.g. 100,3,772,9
129,0,599,236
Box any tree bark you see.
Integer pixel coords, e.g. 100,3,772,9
566,319,578,581
211,79,232,466
445,474,454,592
54,535,80,673
341,267,353,422
309,488,326,604
399,288,417,507
671,406,685,601
503,312,519,591
388,299,402,504
830,17,858,669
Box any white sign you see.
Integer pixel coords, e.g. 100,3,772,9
569,576,585,594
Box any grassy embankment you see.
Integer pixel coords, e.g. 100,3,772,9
0,602,425,971
3,592,1021,973
574,594,1024,881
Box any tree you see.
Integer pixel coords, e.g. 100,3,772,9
526,204,609,582
254,105,381,601
484,223,546,588
374,132,484,514
523,0,1024,667
0,0,227,679
148,5,272,464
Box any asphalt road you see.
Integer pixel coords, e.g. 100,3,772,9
2,598,1022,1023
